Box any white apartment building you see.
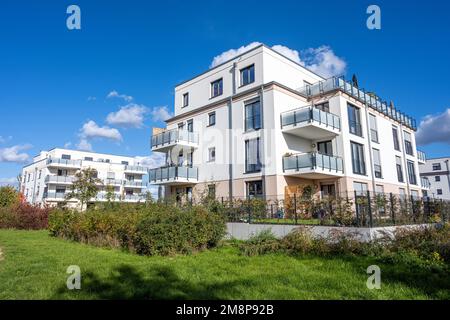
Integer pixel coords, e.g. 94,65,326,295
149,44,429,202
419,157,450,200
21,148,149,207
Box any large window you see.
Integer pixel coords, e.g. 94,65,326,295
396,156,404,182
240,65,255,86
318,140,333,156
347,103,362,136
369,114,379,143
404,131,414,156
210,78,223,98
245,138,261,173
392,126,400,151
351,142,366,175
315,101,330,113
373,148,382,178
353,182,368,196
432,163,441,171
246,180,263,199
61,154,71,160
245,100,261,131
208,185,216,198
187,119,193,133
182,93,189,107
208,112,216,126
407,160,417,185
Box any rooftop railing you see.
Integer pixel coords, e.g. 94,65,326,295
151,129,199,149
281,106,341,130
298,76,417,131
46,158,82,167
283,152,344,173
149,166,198,183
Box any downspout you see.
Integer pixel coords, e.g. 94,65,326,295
399,125,411,196
228,62,238,199
259,85,265,199
363,103,376,193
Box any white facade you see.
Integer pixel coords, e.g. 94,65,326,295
21,148,149,207
419,157,450,200
149,44,427,201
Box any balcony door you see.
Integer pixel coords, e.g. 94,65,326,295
317,140,333,156
320,184,335,197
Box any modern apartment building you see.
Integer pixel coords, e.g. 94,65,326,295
419,157,450,200
149,44,428,202
21,148,149,207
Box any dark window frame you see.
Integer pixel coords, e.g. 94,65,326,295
245,138,262,173
244,100,261,132
350,141,366,175
208,112,216,126
210,78,223,98
182,92,189,108
246,180,264,199
240,64,255,87
347,103,363,137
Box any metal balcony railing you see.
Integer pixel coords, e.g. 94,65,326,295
149,166,199,183
151,129,199,149
281,106,341,130
123,180,147,187
298,76,417,131
283,152,344,173
43,192,66,199
46,158,82,167
45,176,75,184
124,165,148,173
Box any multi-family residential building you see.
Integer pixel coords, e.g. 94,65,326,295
149,44,429,202
419,157,450,200
21,148,149,207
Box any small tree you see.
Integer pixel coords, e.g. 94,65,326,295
105,185,116,203
66,168,102,210
0,186,20,208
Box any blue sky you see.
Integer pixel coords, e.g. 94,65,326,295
1,0,450,184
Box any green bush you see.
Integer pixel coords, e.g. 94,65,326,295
48,203,226,256
0,186,20,208
239,229,281,256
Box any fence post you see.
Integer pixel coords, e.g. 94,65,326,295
426,196,431,222
411,195,416,223
354,191,360,226
221,197,224,205
294,193,298,225
390,193,395,225
247,198,251,224
367,191,373,228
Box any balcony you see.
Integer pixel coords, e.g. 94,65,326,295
45,175,75,185
298,76,417,131
46,158,82,169
149,166,198,185
43,192,67,201
124,165,148,174
281,106,340,140
103,179,123,186
283,152,344,179
151,129,199,153
420,176,431,190
123,180,147,188
417,150,426,164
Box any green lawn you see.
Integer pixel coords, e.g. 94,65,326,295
0,229,448,299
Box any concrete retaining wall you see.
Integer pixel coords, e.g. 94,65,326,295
226,222,432,242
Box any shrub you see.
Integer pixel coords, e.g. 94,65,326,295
0,202,50,230
0,186,20,208
239,229,281,256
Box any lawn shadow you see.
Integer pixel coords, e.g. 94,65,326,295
53,264,246,299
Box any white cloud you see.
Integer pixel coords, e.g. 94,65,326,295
76,139,93,152
210,43,346,78
150,106,172,122
134,153,166,168
0,136,12,144
0,145,31,163
106,103,148,128
79,120,122,141
87,96,97,101
0,177,18,186
64,142,72,149
106,90,133,102
301,46,347,78
416,108,450,146
210,42,262,68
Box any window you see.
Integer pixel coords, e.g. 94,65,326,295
187,152,193,167
178,122,184,131
432,163,441,171
375,185,384,195
435,176,441,182
105,159,111,163
121,161,129,165
182,93,189,107
245,138,261,173
211,78,223,98
246,180,263,199
437,189,443,195
208,112,216,126
392,126,400,151
57,169,68,176
27,174,30,182
373,148,382,178
315,101,330,113
187,119,193,133
245,100,261,131
107,172,115,179
347,103,362,136
84,157,93,161
317,140,333,156
208,185,216,198
178,150,183,166
208,147,216,162
399,188,406,199
350,142,366,175
38,170,42,179
423,190,428,197
411,190,419,200
396,156,404,182
240,64,255,86
353,182,368,196
61,154,71,160
56,188,66,194
407,161,417,185
36,185,40,196
369,114,379,143
404,131,414,156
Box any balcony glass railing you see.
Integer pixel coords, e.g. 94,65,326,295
298,76,417,131
46,158,82,167
151,129,199,148
149,166,198,182
43,192,66,199
283,152,344,173
124,165,148,173
103,179,123,185
417,150,426,162
45,176,75,184
123,180,147,187
421,177,431,189
281,106,340,130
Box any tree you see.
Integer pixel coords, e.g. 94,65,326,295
0,186,20,208
105,184,116,203
66,168,102,210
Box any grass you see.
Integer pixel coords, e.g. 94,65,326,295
0,229,448,300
